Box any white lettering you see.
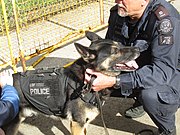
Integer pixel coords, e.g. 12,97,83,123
30,87,50,95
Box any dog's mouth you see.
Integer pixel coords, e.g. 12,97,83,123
114,60,139,71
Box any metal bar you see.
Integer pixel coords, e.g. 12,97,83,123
99,0,105,24
1,0,17,72
12,0,27,72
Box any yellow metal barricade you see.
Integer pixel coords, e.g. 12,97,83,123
0,0,115,71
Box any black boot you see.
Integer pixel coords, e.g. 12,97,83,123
159,129,176,135
125,98,145,118
125,105,145,118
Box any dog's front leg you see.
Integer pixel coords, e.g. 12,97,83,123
70,121,86,135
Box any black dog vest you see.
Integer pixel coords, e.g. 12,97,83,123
19,67,68,116
16,67,99,116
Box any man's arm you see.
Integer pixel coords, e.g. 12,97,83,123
0,70,20,127
0,85,20,127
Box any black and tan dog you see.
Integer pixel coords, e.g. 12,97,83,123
3,31,140,135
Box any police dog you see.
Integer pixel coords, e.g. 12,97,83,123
3,31,140,135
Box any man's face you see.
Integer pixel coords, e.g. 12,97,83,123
115,0,145,18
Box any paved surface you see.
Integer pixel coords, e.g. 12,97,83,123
16,1,180,135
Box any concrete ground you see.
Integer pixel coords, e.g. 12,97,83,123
15,1,180,135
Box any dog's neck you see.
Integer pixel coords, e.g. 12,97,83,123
67,58,88,82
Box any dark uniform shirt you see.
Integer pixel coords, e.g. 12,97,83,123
106,0,180,95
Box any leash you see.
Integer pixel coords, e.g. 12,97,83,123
95,90,109,135
83,75,109,135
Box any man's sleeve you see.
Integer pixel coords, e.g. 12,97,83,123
0,85,19,126
0,100,16,126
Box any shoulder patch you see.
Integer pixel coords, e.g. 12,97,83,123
154,5,169,20
159,35,173,45
110,4,118,12
158,18,173,34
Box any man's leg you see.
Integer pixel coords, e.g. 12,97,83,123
141,85,179,135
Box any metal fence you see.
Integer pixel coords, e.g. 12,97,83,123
0,0,115,72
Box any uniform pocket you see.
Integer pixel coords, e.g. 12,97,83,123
157,91,179,105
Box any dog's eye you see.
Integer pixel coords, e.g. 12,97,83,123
112,48,119,54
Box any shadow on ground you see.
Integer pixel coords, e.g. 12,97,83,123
91,97,157,134
17,97,157,135
24,57,75,69
18,115,71,135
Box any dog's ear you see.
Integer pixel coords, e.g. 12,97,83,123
85,31,102,41
74,43,96,62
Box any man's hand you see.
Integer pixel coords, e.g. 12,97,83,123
85,69,116,91
0,69,14,88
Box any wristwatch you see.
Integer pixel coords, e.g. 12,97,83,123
113,76,121,89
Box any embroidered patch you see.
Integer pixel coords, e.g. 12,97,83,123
29,82,50,96
158,19,173,34
159,35,173,45
154,5,169,20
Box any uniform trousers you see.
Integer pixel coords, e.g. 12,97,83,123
140,85,179,133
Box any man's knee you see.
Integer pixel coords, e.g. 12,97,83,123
141,85,179,113
141,88,158,112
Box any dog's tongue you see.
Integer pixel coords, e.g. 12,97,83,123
124,60,139,69
116,60,139,71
